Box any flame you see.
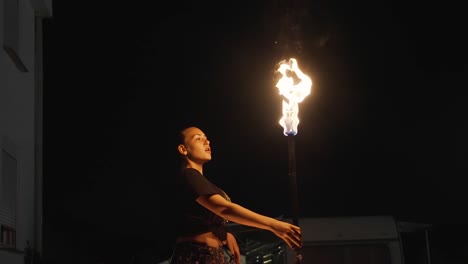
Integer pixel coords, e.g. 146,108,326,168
276,58,312,136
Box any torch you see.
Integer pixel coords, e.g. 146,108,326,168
275,58,312,264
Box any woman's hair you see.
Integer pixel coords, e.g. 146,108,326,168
175,124,203,169
177,128,186,146
175,125,193,168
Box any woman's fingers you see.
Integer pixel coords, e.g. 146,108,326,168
272,221,303,249
287,225,302,248
229,248,241,264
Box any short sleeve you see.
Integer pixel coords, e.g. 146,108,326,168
180,168,221,199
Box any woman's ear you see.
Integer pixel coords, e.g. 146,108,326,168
178,144,187,155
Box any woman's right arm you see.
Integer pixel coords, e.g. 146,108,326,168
196,194,302,249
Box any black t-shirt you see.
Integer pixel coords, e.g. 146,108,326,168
174,168,230,241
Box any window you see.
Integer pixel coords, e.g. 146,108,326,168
0,225,15,248
0,149,17,248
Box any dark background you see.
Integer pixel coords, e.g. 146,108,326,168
42,0,467,263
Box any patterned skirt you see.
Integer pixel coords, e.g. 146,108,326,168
169,241,233,264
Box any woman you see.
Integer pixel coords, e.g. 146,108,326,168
169,126,302,264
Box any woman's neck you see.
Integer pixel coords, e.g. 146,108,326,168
186,161,203,175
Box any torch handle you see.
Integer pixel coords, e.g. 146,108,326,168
288,135,302,263
287,135,299,226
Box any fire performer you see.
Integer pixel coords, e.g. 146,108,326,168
169,126,302,264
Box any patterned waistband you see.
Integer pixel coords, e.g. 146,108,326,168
170,241,229,264
174,241,223,250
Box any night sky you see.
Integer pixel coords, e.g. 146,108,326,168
42,1,467,263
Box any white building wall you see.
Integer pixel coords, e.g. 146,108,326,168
0,0,52,262
284,216,405,264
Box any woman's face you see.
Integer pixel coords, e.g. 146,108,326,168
179,127,212,164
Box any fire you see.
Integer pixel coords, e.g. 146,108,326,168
276,58,312,136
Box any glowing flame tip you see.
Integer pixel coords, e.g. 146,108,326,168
276,58,312,136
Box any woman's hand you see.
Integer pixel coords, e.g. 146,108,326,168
225,232,241,264
270,220,302,249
